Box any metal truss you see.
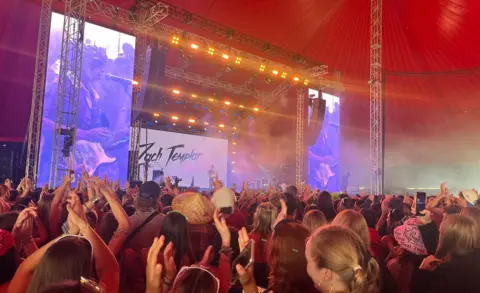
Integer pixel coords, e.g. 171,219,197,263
295,88,305,184
259,82,292,109
164,3,324,70
49,0,87,187
157,22,323,81
370,0,383,194
86,0,168,32
26,0,53,185
129,36,148,181
165,65,270,98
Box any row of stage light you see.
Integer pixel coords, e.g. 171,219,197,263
168,88,260,112
151,112,240,134
171,36,310,86
151,88,259,120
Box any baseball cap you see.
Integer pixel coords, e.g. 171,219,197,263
139,181,161,200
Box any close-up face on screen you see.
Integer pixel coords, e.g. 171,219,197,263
37,12,136,187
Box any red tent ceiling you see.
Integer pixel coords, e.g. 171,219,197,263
157,0,480,75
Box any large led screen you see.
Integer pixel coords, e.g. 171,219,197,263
307,89,341,191
137,129,228,189
37,13,136,186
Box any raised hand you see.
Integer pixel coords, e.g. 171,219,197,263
12,207,35,242
213,209,231,247
4,179,12,190
146,236,165,293
238,227,249,252
163,242,178,281
66,192,89,234
199,245,213,267
440,182,449,195
235,263,257,293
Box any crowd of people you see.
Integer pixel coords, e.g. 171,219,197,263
1,173,479,293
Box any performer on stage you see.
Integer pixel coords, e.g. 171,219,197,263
308,131,339,191
208,165,218,190
39,44,128,185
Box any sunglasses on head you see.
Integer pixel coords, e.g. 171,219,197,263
173,265,220,293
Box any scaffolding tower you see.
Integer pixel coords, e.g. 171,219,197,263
295,88,305,184
48,0,87,187
369,0,383,194
26,0,53,185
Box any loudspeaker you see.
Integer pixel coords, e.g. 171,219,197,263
306,92,327,146
136,45,167,119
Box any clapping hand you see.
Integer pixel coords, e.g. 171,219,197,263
146,236,165,293
163,242,178,281
66,192,89,234
12,207,36,243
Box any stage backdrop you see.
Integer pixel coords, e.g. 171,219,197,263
307,90,341,192
137,129,228,189
37,12,135,187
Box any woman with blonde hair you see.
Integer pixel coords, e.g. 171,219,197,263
249,202,278,263
332,210,371,250
248,202,278,288
305,225,381,293
302,210,327,234
461,207,480,235
411,214,480,293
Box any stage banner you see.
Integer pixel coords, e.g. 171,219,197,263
137,129,228,189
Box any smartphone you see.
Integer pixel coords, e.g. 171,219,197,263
416,192,427,215
231,239,255,285
220,207,233,215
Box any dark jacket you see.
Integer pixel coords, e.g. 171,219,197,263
410,249,480,293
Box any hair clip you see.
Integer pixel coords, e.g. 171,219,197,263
261,238,267,242
292,248,299,253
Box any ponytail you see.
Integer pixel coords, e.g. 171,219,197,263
351,257,381,293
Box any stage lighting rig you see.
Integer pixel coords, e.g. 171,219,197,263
171,35,180,45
